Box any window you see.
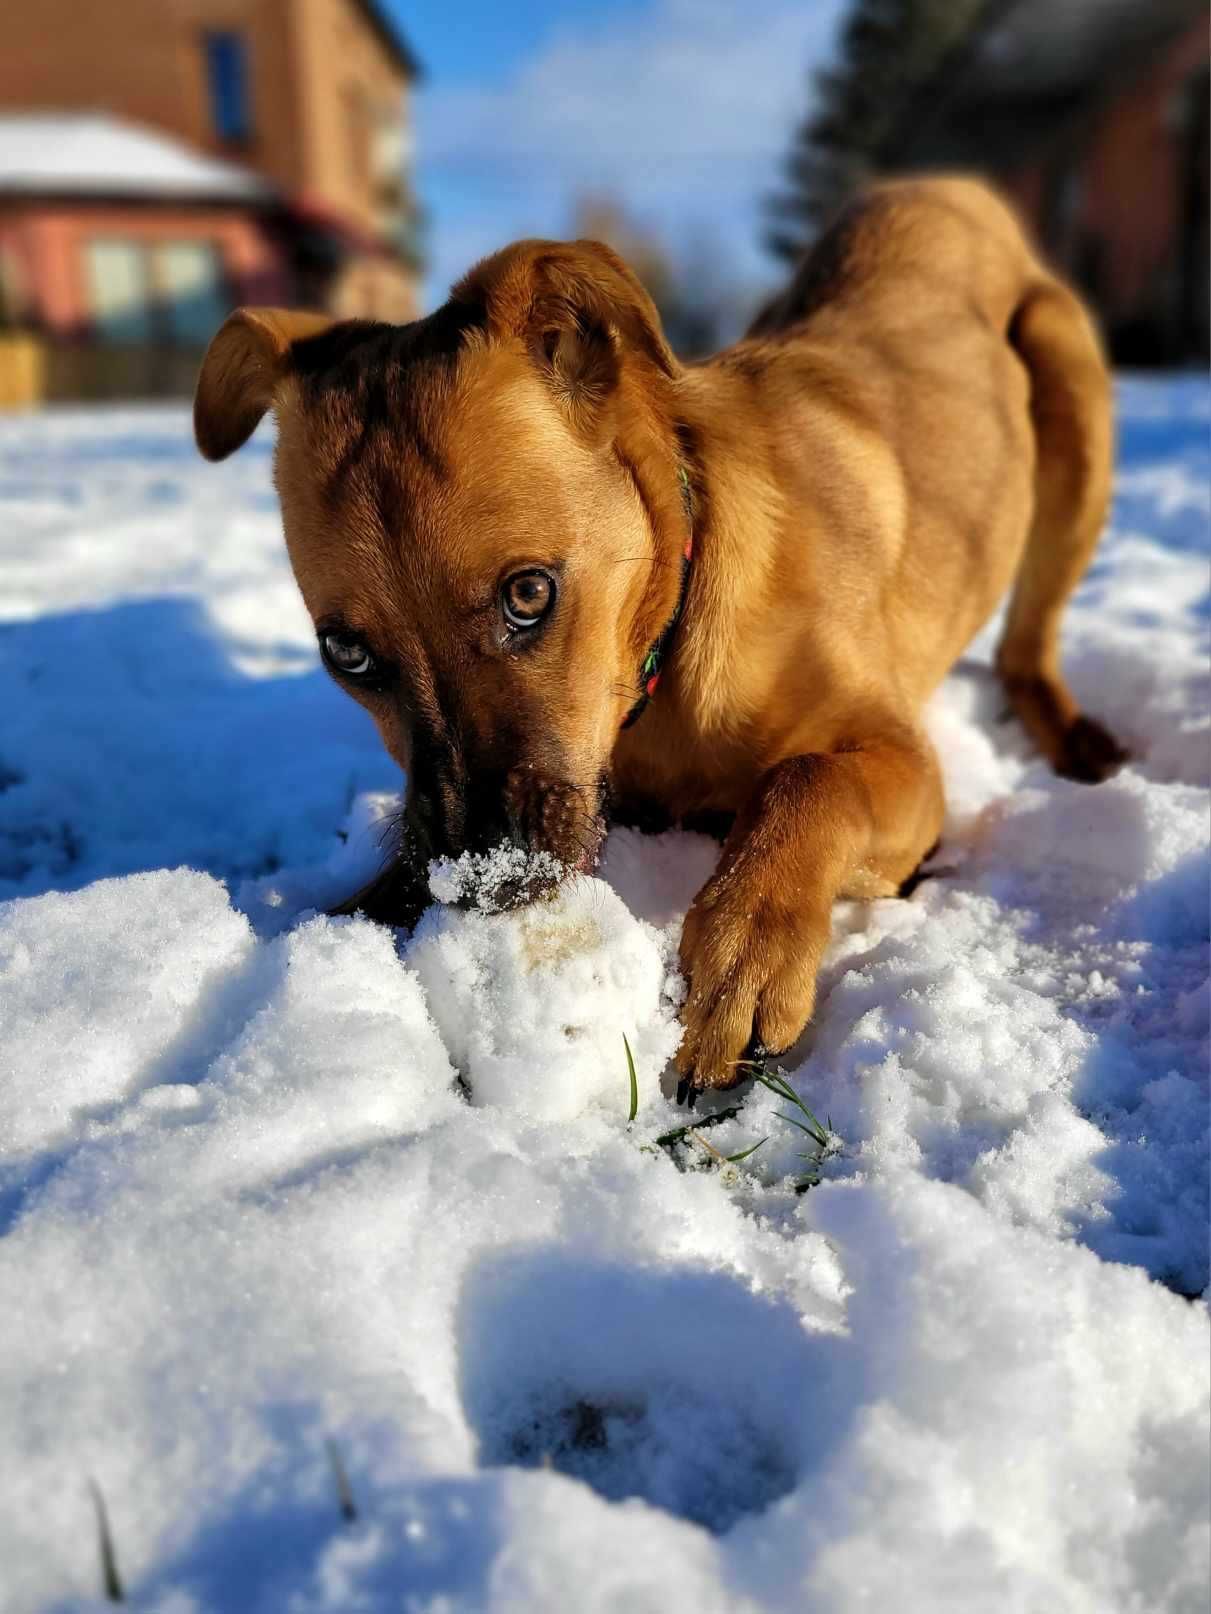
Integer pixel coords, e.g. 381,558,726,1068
375,110,408,181
205,31,251,144
86,242,153,345
86,240,228,347
156,242,227,345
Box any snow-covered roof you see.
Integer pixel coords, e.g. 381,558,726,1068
0,114,274,203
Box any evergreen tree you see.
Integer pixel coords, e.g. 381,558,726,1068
765,0,991,263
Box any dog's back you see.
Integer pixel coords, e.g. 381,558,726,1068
748,175,1034,340
701,176,1121,780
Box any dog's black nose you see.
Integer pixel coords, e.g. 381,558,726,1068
463,779,521,859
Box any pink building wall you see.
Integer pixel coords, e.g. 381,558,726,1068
0,201,291,337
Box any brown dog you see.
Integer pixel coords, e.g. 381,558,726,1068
194,175,1125,1098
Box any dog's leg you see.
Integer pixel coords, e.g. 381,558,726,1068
997,280,1127,783
675,730,943,1092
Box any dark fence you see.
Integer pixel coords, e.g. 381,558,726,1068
0,337,205,407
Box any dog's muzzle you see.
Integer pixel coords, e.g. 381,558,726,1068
500,766,605,874
406,761,607,894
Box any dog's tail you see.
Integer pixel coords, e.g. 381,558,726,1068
996,275,1127,782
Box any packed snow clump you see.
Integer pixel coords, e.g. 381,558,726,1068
427,843,568,911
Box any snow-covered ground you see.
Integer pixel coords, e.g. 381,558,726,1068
0,379,1208,1614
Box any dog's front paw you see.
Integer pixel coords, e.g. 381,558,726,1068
674,870,828,1097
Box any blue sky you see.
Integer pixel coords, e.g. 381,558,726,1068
386,0,847,311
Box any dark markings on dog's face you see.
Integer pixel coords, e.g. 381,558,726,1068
263,249,685,869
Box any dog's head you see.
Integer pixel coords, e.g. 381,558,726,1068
194,242,688,899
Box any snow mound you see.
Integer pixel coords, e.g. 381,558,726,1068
0,870,254,1157
0,381,1207,1612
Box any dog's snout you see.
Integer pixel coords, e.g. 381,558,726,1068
403,725,470,859
501,766,606,873
465,768,582,861
408,757,604,878
407,760,520,863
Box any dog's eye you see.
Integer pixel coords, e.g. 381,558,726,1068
501,569,555,630
321,632,374,677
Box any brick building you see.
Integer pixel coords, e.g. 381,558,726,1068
0,0,421,401
886,0,1209,365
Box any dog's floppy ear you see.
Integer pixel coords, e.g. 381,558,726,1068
194,308,334,461
455,240,676,428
